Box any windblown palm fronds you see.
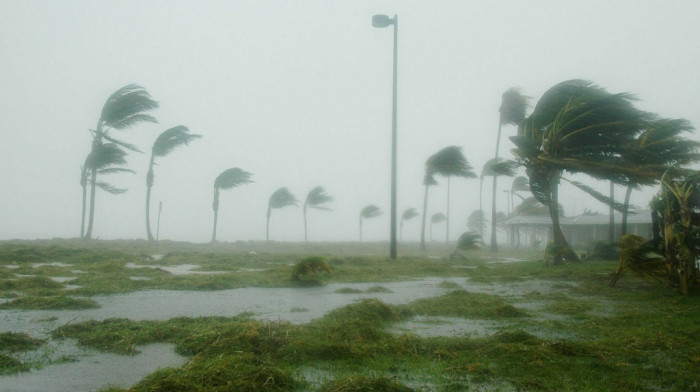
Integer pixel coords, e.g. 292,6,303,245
303,186,333,243
359,205,382,242
399,208,419,242
609,235,666,287
267,187,298,241
211,168,253,242
145,126,202,240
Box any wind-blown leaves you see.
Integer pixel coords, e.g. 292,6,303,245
431,213,446,224
455,231,482,251
95,182,128,194
467,210,486,233
269,187,298,210
305,186,333,210
511,176,530,193
481,158,518,178
152,126,202,157
426,146,477,179
99,84,159,130
215,168,253,191
499,88,530,126
401,208,419,221
103,134,143,153
513,197,560,216
562,178,630,213
360,205,382,219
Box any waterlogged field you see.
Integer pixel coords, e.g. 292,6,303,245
0,239,698,391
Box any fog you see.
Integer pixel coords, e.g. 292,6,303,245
1,0,699,243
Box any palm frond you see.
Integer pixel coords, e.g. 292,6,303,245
97,167,135,175
401,208,419,221
513,197,557,216
86,143,129,170
561,178,630,212
424,173,438,186
426,146,477,179
214,168,253,190
360,205,382,219
481,158,518,178
103,134,143,153
152,126,202,157
305,186,333,209
269,187,298,209
500,87,530,126
455,231,482,251
95,182,128,194
511,176,530,193
467,210,487,233
99,84,159,130
431,212,446,224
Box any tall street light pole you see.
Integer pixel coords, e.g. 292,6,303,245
372,14,398,260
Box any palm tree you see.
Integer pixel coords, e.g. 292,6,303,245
480,158,518,248
80,143,134,238
511,79,649,262
419,173,438,250
359,204,382,242
491,88,530,251
430,212,446,242
303,186,333,243
145,126,202,241
467,210,486,236
84,84,159,240
267,187,298,241
211,168,252,242
619,118,700,235
400,208,419,242
425,146,476,244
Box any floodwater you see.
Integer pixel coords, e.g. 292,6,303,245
0,275,572,392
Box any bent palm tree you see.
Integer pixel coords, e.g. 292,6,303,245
430,212,446,242
491,88,530,251
211,168,252,242
400,208,419,241
467,210,486,236
267,187,298,241
80,143,134,237
146,126,202,241
359,205,382,242
425,146,477,244
303,186,333,243
511,79,648,262
419,173,438,250
84,84,159,240
481,158,518,247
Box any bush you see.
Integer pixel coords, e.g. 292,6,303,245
291,256,332,285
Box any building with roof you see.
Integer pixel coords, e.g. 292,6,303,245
503,210,653,248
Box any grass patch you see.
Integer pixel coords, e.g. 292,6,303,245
0,295,99,310
0,332,45,352
365,285,393,293
407,290,528,319
335,287,363,294
290,307,308,313
437,281,462,289
319,375,415,392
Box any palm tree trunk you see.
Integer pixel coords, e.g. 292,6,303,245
446,177,451,244
84,166,98,240
420,184,429,250
303,205,308,243
479,177,484,238
549,177,579,262
211,189,219,243
145,155,156,241
266,208,271,241
608,181,615,243
490,174,498,251
621,185,633,236
80,182,87,238
359,217,363,242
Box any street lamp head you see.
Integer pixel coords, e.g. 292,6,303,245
372,14,394,28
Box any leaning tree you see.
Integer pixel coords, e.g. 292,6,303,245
359,204,382,242
510,79,651,263
400,208,419,242
145,126,201,241
211,168,252,242
83,84,159,239
267,187,298,241
303,186,333,243
430,212,446,242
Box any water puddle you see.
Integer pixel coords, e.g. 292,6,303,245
125,263,227,275
129,276,152,281
1,343,186,392
3,265,20,269
392,316,504,338
48,277,78,283
31,263,73,269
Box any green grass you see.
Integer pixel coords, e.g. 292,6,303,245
2,240,700,390
0,295,100,310
0,332,44,375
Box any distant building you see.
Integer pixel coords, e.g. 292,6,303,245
503,210,653,247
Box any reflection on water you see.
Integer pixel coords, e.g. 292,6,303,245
1,343,186,392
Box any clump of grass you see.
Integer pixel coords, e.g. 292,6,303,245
438,281,461,289
322,299,405,324
0,276,64,294
543,298,597,316
335,287,363,294
319,375,415,392
0,332,45,352
365,285,392,293
290,307,308,312
291,256,332,286
0,296,99,310
0,354,28,375
407,290,527,319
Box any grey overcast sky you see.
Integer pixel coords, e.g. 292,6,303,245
1,0,699,243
